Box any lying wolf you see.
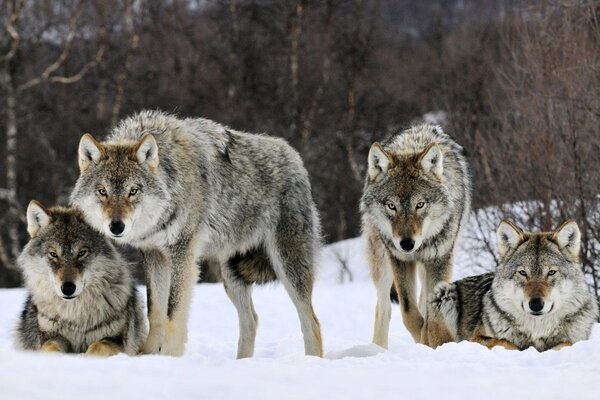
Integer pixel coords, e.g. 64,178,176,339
15,201,146,355
429,220,598,351
71,110,322,358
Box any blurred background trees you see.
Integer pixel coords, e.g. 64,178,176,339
1,0,599,298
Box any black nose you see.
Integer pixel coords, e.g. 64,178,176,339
399,238,415,251
61,282,76,296
109,220,125,235
529,298,544,313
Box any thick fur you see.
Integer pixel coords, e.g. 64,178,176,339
15,203,146,355
71,110,323,358
430,221,599,351
361,124,471,347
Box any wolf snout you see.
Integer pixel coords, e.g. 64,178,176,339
109,220,125,236
399,238,415,252
528,298,545,314
61,282,77,298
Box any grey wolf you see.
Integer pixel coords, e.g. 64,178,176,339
360,124,471,347
429,220,599,351
15,201,146,356
71,110,323,358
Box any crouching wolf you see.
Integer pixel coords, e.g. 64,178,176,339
15,201,146,356
429,220,599,351
361,124,471,348
71,110,323,358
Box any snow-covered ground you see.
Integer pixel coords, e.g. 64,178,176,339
1,213,599,400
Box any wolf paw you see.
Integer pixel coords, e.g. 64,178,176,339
430,282,457,309
86,340,122,357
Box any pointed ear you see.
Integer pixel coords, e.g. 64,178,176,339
552,220,580,259
26,200,51,238
497,220,525,260
418,143,443,180
134,134,159,169
368,142,393,181
78,133,104,173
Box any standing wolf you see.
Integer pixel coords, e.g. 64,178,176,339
361,124,471,348
16,201,146,355
71,110,322,358
429,220,599,351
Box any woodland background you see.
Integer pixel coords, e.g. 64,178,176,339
1,0,599,300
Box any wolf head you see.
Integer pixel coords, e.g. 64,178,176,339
361,140,448,255
494,220,585,318
70,133,170,241
19,201,120,301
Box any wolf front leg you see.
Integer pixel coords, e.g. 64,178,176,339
40,337,72,353
86,338,124,357
390,257,424,343
368,237,393,348
142,249,171,355
160,236,200,356
421,254,453,346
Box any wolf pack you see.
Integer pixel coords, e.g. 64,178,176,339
13,110,598,358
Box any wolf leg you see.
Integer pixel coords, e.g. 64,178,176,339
268,238,322,357
369,241,393,348
421,254,453,346
40,337,71,353
161,237,200,356
142,249,171,355
552,342,572,351
390,258,424,342
221,265,259,359
86,339,124,357
426,282,459,348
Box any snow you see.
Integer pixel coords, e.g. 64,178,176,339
1,214,599,400
1,279,599,399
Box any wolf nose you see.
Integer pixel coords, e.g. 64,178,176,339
109,220,125,235
399,238,415,251
61,282,76,296
529,298,544,313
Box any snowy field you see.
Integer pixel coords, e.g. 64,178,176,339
1,225,599,399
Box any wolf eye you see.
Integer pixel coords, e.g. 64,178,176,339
548,270,557,276
77,249,88,258
129,188,139,196
98,188,107,196
386,202,396,211
416,201,425,209
48,251,58,259
518,270,527,277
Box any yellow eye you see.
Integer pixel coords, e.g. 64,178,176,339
77,249,88,258
98,188,107,196
518,270,527,277
386,202,396,211
129,188,139,196
416,201,425,209
548,270,557,276
49,251,58,259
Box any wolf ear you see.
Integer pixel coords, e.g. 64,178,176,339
368,142,393,181
552,220,580,259
134,134,159,169
497,220,524,259
78,133,104,173
418,143,443,180
26,200,51,238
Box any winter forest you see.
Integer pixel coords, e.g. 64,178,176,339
1,0,600,302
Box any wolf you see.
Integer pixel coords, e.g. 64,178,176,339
360,124,471,348
70,110,323,358
15,201,146,356
429,220,599,351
